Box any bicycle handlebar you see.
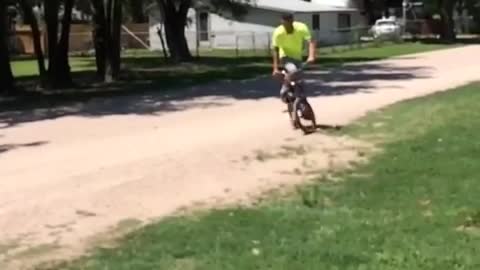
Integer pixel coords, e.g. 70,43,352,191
296,61,313,71
299,62,309,71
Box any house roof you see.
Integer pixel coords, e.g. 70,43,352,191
146,0,358,15
252,0,358,13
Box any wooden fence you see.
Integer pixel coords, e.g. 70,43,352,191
11,23,149,55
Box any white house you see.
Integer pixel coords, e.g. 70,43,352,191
148,0,367,51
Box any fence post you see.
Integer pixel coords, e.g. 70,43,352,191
266,32,271,56
235,35,239,57
349,29,354,50
209,31,214,51
330,30,335,53
354,28,360,49
196,30,200,58
43,22,49,57
252,31,256,56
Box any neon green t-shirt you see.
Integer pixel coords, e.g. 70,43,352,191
272,21,312,60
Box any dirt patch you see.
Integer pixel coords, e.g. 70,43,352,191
157,132,370,213
0,240,21,257
0,133,369,270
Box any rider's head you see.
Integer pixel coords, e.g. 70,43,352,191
281,13,294,33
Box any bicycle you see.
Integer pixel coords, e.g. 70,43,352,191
276,62,317,134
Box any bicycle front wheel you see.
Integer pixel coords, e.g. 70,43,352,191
292,98,317,134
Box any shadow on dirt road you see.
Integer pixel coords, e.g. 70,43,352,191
0,141,49,155
0,61,431,129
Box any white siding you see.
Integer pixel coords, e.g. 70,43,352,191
149,8,279,50
148,10,162,51
208,8,279,49
310,0,359,8
297,11,364,45
148,6,366,51
148,8,198,51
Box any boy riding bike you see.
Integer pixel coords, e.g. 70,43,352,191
271,13,316,103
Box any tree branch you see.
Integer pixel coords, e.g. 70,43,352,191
179,0,192,17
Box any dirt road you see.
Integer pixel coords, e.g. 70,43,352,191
1,45,480,268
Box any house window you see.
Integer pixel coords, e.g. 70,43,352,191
312,14,320,30
198,12,209,41
337,13,351,29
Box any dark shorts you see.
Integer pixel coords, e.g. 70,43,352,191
280,57,304,96
281,57,303,76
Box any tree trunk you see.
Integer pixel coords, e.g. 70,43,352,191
52,0,75,87
156,0,192,62
362,0,376,25
103,0,113,82
129,0,146,23
91,0,107,78
44,0,60,83
109,0,122,79
103,0,122,82
156,25,169,61
440,0,456,41
164,17,191,62
20,0,47,85
91,0,122,83
42,0,75,88
0,0,14,93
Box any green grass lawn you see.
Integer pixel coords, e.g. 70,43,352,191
4,42,451,107
321,42,453,63
37,82,480,270
11,42,450,79
1,42,453,123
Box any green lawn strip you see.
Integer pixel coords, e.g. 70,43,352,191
324,42,452,59
11,58,95,78
12,43,451,78
318,43,451,68
37,83,480,270
2,43,452,111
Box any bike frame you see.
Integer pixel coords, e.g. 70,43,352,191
277,61,316,133
282,62,309,101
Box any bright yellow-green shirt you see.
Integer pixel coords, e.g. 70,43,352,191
272,21,312,60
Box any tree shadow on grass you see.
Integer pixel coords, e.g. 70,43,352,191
1,56,431,129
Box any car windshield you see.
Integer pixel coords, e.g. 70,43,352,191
377,21,396,26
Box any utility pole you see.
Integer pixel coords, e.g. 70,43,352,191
402,0,410,36
402,0,423,37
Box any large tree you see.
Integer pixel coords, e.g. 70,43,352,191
43,0,76,88
19,0,47,85
422,0,472,41
91,0,123,82
155,0,192,62
438,0,456,40
0,0,14,93
459,0,480,33
362,0,389,24
128,0,147,23
154,0,250,62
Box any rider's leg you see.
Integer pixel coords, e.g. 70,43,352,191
280,83,290,103
279,60,300,103
280,60,302,129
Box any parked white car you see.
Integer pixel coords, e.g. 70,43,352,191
371,17,402,41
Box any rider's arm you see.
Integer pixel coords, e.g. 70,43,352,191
301,23,316,63
307,39,316,62
271,29,280,73
272,47,280,73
